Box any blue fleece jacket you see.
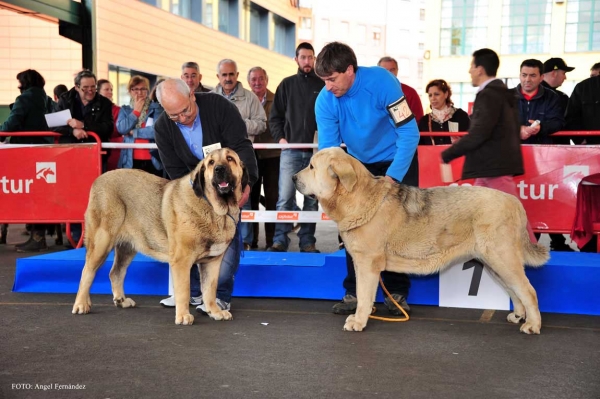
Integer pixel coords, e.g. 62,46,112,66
315,66,419,182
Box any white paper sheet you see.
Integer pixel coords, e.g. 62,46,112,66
45,109,72,128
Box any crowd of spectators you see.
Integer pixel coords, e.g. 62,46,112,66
0,48,598,272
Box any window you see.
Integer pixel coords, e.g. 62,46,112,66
336,21,349,40
448,82,478,112
398,58,411,77
273,15,295,57
218,0,239,37
141,0,205,25
249,2,268,48
565,0,600,52
356,24,366,44
440,0,488,56
372,27,382,47
109,65,160,107
501,0,552,54
320,19,330,36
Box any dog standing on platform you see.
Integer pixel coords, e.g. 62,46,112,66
72,148,247,325
294,147,550,334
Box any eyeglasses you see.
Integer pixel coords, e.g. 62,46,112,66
167,98,194,121
78,85,96,91
131,88,149,93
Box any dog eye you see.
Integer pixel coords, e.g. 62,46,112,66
209,160,215,165
227,156,234,162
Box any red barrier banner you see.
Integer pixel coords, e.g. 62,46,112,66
0,144,101,223
418,145,600,232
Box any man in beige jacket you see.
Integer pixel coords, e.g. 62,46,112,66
213,59,266,249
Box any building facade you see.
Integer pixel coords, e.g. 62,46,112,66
424,0,600,111
0,0,301,110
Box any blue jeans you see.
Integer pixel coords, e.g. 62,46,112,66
190,222,241,303
272,149,318,250
240,200,253,245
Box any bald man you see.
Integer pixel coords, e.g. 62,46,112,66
154,78,258,313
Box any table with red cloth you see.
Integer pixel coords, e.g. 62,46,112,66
571,173,600,250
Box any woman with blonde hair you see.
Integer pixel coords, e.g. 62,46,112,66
116,75,164,176
418,79,470,145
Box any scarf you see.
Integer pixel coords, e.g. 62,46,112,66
131,97,152,128
430,105,455,125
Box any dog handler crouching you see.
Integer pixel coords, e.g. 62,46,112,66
314,42,420,315
154,78,258,313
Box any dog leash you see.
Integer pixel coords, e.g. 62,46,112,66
368,276,410,322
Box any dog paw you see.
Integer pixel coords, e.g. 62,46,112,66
343,315,366,332
209,310,233,321
175,313,195,325
520,321,541,335
507,312,525,324
72,302,91,315
113,297,136,308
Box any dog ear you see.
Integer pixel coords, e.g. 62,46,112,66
241,161,249,191
328,159,357,192
192,164,206,198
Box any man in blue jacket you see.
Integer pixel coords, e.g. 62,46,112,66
315,42,419,316
510,59,564,144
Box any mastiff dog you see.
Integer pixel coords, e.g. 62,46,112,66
72,148,247,326
293,147,549,334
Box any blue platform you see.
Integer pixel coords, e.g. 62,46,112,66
12,249,600,316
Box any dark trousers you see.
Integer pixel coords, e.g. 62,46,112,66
250,156,280,248
342,151,419,297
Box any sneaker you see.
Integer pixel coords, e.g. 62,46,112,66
159,295,203,307
15,234,47,253
300,244,320,253
266,243,287,252
196,298,231,314
332,294,357,315
384,294,411,315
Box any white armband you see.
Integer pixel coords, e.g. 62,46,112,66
387,96,414,128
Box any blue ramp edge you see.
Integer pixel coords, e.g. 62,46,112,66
526,252,600,316
12,249,600,315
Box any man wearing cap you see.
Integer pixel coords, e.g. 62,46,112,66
542,58,574,146
542,58,574,115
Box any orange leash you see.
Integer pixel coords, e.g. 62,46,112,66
368,276,410,322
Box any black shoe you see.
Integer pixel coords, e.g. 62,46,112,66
384,294,411,315
0,224,7,244
300,244,320,253
266,243,286,252
332,294,357,315
15,235,34,249
16,234,48,253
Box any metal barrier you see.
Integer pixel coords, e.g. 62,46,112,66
2,130,600,249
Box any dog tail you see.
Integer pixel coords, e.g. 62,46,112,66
523,239,550,267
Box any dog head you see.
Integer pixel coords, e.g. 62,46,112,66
293,147,359,204
191,148,247,212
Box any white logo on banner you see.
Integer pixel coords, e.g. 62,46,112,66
563,165,589,185
36,162,56,183
439,261,510,310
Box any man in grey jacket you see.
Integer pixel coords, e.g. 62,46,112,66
213,59,266,250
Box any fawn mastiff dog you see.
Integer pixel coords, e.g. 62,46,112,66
72,148,248,326
293,147,549,334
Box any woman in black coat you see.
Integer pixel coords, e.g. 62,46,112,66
0,69,55,251
418,79,470,145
